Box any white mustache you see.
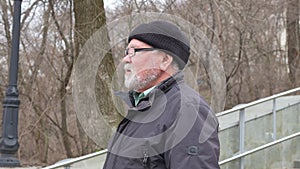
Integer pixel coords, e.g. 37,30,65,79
124,64,133,71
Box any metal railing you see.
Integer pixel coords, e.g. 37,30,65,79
219,131,300,165
42,149,107,169
42,87,300,169
216,87,300,168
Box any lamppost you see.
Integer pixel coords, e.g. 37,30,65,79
0,0,22,167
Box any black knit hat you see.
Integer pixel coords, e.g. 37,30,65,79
128,21,190,70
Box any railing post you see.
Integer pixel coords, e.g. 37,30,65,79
272,99,277,141
239,108,245,169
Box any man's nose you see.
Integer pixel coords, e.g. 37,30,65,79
122,54,131,63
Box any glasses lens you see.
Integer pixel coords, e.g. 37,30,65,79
124,48,157,58
125,48,135,57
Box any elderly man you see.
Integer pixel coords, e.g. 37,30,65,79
103,20,220,169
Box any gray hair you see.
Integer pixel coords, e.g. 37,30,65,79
171,60,180,71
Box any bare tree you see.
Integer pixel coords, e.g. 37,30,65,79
73,0,122,151
287,0,300,87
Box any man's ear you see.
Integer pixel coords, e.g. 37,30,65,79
160,54,173,71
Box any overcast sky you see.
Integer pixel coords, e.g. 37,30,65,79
103,0,118,9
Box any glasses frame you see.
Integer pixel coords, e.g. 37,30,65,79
124,48,159,58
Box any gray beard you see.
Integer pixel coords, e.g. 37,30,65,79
125,69,162,91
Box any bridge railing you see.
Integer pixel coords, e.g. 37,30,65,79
42,149,107,169
216,87,300,169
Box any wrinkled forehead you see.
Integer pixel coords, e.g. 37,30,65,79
127,39,152,48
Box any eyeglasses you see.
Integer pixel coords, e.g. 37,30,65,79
124,48,158,58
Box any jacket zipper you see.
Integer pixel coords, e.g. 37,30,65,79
143,150,150,168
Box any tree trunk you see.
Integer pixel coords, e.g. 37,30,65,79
49,0,74,157
60,69,73,157
206,0,227,113
73,0,122,149
287,0,300,87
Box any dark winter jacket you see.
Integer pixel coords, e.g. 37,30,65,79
103,72,220,169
